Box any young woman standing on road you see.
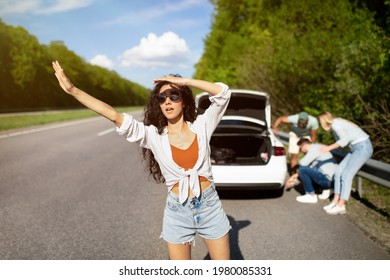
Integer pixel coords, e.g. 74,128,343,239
318,112,373,215
52,61,231,260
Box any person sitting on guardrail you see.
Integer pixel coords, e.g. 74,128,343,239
273,111,319,174
318,112,373,215
287,138,338,203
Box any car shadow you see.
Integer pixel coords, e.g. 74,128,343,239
203,215,250,260
218,188,284,200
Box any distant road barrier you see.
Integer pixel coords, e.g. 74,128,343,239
277,131,390,196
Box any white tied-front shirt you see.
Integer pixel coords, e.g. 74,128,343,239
116,83,231,204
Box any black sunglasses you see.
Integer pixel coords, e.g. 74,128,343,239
157,89,182,104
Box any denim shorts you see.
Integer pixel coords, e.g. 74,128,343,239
160,184,231,245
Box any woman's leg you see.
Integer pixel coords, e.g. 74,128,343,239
332,152,351,203
203,233,230,260
339,140,373,201
167,242,191,260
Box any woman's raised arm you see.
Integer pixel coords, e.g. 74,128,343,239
153,76,223,96
52,61,124,127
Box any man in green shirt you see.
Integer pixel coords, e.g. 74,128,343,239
273,111,319,174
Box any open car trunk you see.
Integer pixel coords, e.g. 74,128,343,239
197,89,274,165
210,126,272,165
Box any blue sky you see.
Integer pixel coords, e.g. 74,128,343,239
0,0,214,88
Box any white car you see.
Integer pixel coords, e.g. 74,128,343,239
196,89,287,194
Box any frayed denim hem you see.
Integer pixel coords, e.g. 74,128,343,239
159,233,196,246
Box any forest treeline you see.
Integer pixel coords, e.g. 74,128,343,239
0,1,389,162
195,0,390,162
0,19,149,113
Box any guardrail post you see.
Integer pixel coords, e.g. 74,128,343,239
354,176,363,198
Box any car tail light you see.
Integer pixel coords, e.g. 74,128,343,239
274,146,286,156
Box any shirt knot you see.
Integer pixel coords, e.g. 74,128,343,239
178,169,200,204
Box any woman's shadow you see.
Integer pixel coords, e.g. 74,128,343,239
203,215,250,260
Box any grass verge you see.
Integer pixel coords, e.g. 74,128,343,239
347,180,390,253
0,107,143,131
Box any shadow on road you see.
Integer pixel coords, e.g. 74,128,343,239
201,189,283,260
203,215,251,260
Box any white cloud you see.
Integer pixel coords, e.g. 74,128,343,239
0,0,93,15
90,54,114,70
119,32,191,69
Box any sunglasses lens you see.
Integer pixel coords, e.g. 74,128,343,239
157,90,181,103
169,93,180,102
157,93,166,103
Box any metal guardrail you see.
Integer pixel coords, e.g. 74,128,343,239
277,131,390,196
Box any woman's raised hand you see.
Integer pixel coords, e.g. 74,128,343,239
52,61,75,94
152,75,189,86
153,75,223,96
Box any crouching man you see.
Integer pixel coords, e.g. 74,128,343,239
288,138,338,203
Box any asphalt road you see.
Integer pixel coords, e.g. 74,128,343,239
0,113,389,260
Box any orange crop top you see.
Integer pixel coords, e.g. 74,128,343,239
170,137,208,182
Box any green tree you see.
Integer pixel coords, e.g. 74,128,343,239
195,0,389,162
0,20,148,112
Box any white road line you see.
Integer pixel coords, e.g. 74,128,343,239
97,127,115,136
0,117,101,139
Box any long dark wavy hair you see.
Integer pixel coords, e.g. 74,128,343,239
142,77,198,183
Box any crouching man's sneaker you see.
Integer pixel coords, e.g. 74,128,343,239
296,194,318,203
325,204,346,215
318,189,333,200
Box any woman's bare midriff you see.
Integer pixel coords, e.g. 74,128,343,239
170,178,211,196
